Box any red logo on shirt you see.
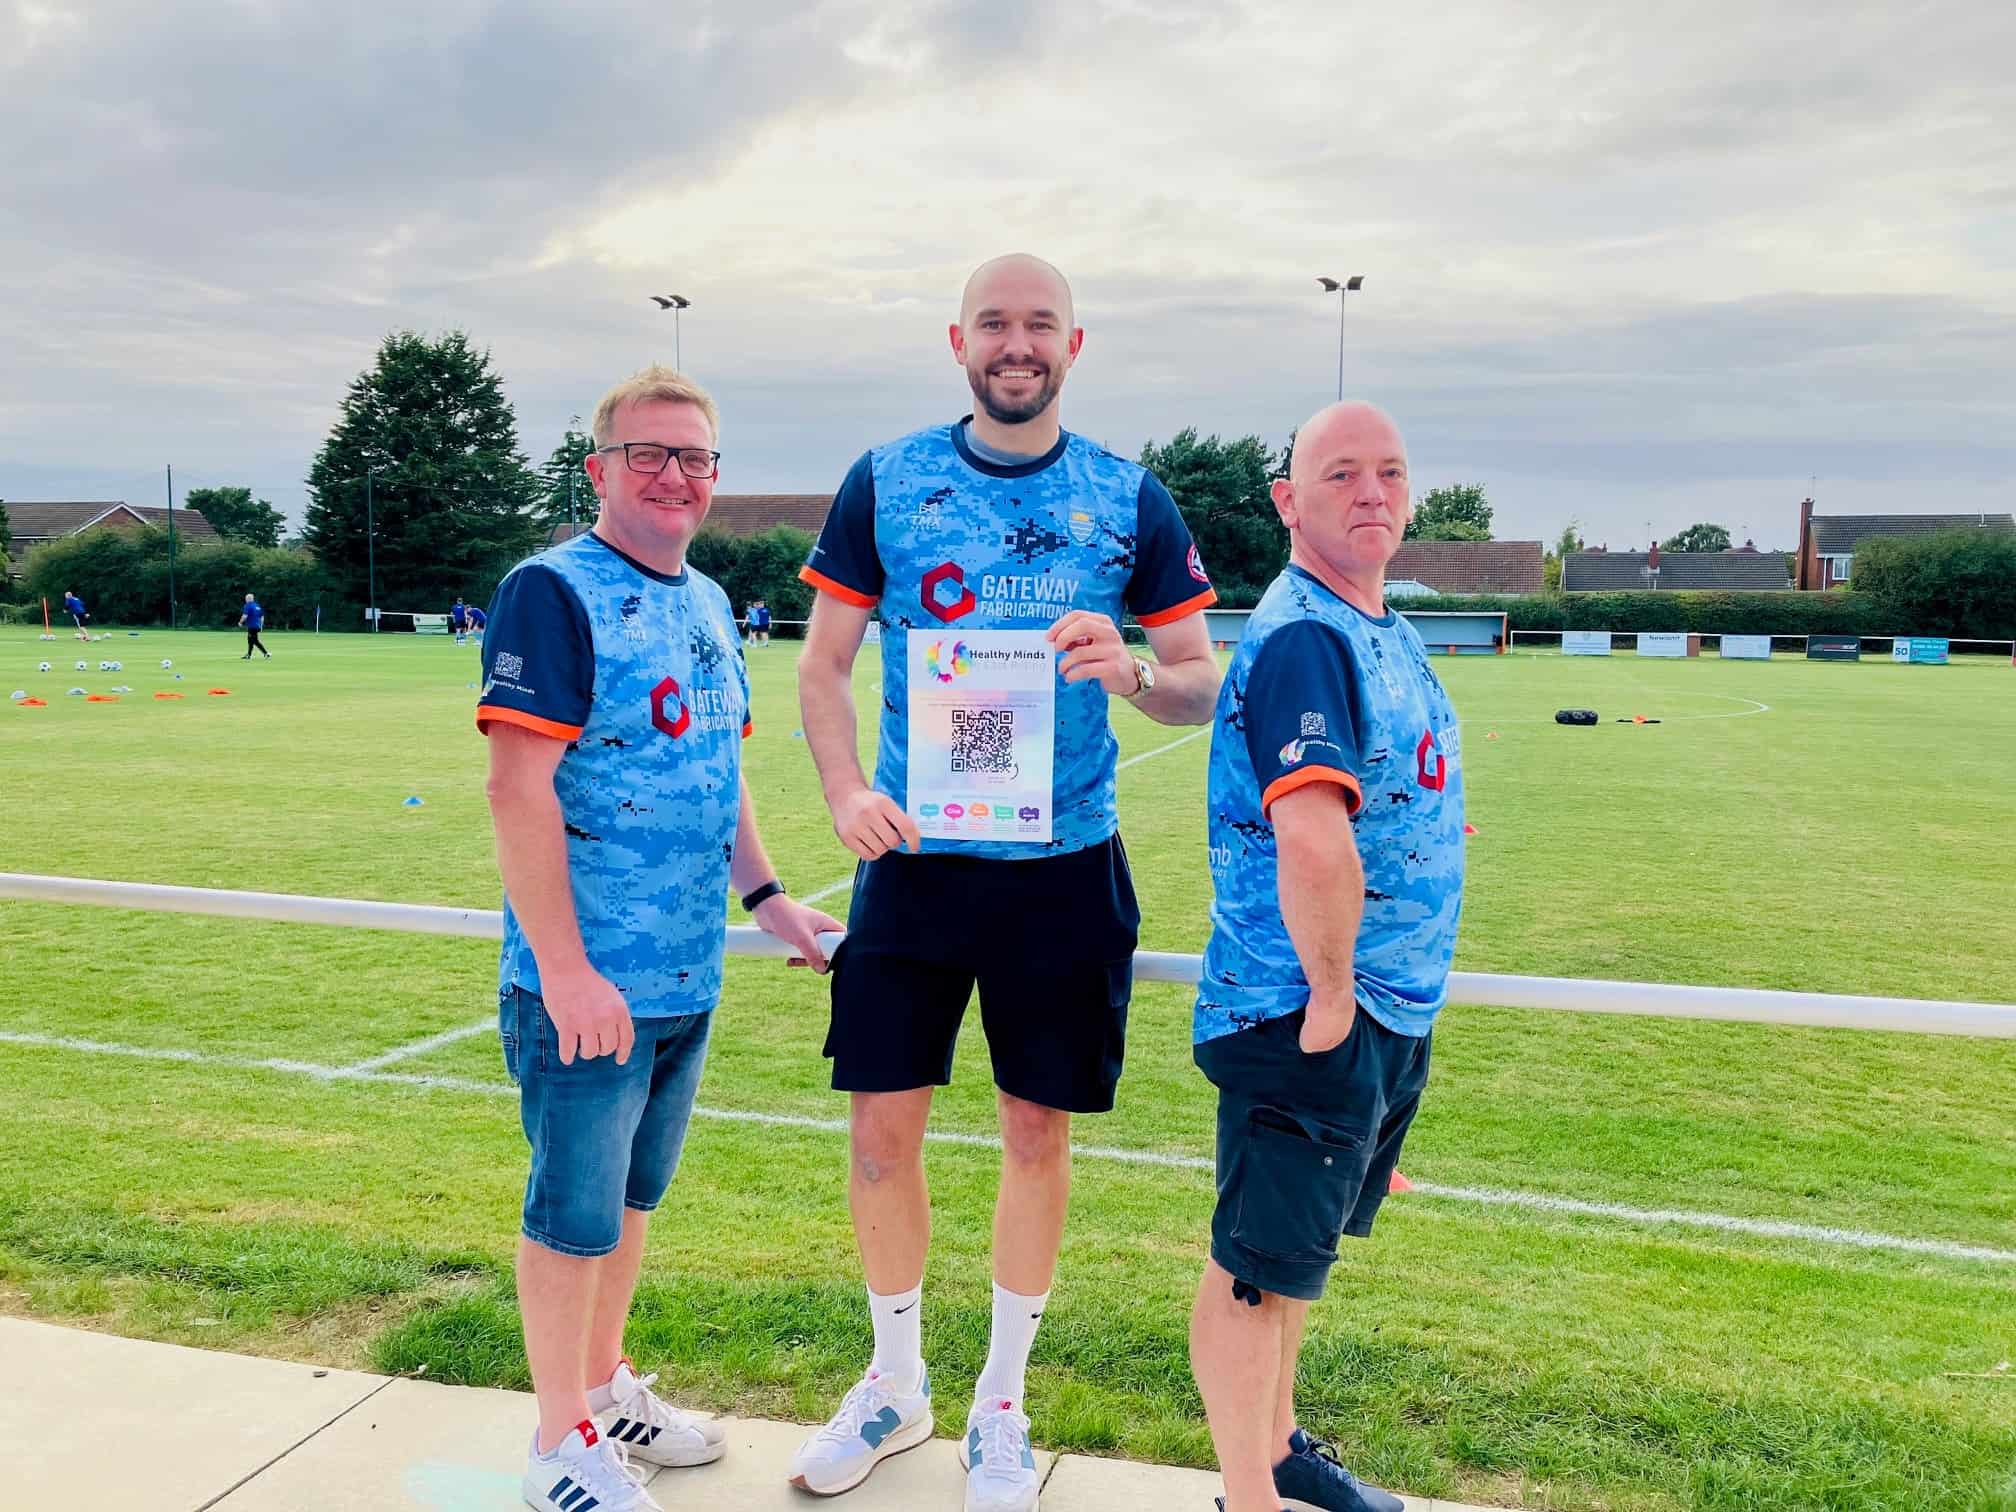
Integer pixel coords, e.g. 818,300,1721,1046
1416,729,1447,791
650,677,691,739
1187,544,1209,584
920,561,978,623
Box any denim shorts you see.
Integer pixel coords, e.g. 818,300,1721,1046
499,986,713,1258
1193,1007,1431,1301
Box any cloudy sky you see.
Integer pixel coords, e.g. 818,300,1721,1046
4,0,2011,550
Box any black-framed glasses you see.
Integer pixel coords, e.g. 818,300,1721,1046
596,443,721,479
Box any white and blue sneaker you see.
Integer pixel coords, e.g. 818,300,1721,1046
599,1359,727,1468
787,1366,934,1495
960,1396,1041,1512
1273,1428,1404,1512
523,1419,660,1512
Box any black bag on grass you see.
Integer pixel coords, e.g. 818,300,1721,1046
1554,709,1599,726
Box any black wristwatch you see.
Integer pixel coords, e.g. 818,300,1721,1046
740,879,787,913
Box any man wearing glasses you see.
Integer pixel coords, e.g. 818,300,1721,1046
790,254,1221,1511
478,366,843,1512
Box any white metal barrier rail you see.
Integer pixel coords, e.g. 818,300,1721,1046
1506,629,2016,657
4,873,2012,1039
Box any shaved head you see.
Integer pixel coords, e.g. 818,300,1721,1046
1290,402,1407,484
959,253,1075,328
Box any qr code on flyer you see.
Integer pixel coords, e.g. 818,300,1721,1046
950,707,1016,775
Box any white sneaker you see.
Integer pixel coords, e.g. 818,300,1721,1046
960,1397,1040,1512
522,1419,661,1512
600,1359,727,1468
787,1366,934,1495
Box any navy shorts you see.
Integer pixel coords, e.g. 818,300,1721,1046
1194,1007,1431,1301
823,835,1140,1113
500,986,713,1258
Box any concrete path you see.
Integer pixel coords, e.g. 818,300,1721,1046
0,1316,1511,1511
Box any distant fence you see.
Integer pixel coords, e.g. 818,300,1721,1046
3,873,2012,1039
1508,631,2015,660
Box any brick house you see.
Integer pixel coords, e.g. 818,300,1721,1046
1561,542,1790,591
544,494,832,548
5,501,218,577
1793,498,2015,589
1384,540,1544,595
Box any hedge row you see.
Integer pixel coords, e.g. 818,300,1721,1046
20,530,332,630
1374,590,1898,637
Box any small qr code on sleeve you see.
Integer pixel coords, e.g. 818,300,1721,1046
950,707,1016,774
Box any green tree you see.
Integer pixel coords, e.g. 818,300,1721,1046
1407,483,1492,541
1851,527,2016,638
1544,519,1583,591
1138,428,1286,607
685,525,817,629
184,486,285,549
303,330,543,620
538,423,595,528
1661,522,1732,553
0,498,12,556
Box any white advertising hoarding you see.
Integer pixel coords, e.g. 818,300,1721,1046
1638,632,1689,658
1720,635,1771,660
1563,631,1613,656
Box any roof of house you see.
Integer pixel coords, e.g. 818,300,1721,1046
1810,513,2015,554
541,496,832,549
1385,540,1544,594
700,494,832,538
1562,549,1790,591
4,501,218,544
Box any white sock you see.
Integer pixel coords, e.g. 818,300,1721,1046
585,1358,630,1415
972,1282,1049,1409
868,1283,923,1392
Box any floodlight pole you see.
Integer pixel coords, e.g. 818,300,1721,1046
1317,275,1365,401
568,413,581,531
366,468,377,632
164,463,177,628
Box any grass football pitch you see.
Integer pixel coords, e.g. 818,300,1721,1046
2,627,2013,1511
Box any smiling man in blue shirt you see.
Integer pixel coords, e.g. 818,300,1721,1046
480,365,843,1512
1190,403,1465,1512
791,254,1221,1512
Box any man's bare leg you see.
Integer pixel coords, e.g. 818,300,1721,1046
1191,1259,1286,1512
519,1236,601,1453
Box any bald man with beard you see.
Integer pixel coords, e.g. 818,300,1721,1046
1188,403,1465,1512
790,254,1222,1510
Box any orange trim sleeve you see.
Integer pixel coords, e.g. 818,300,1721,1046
798,565,878,608
477,705,585,741
1136,586,1218,628
742,719,754,739
1261,765,1362,819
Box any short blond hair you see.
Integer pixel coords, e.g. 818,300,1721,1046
590,365,720,446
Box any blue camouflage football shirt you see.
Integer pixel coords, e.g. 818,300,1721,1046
799,419,1216,858
1195,565,1466,1042
478,531,751,1018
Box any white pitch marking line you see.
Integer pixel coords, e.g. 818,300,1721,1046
1115,725,1211,771
344,1017,495,1073
798,725,1211,906
2,1029,2011,1268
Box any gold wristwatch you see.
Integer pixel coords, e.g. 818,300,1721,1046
1126,657,1156,699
